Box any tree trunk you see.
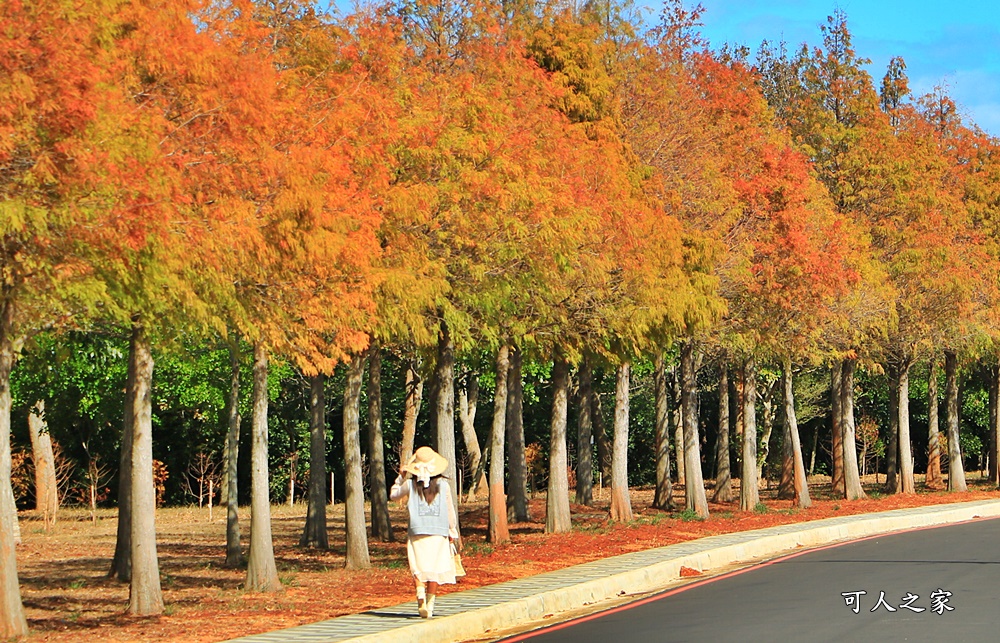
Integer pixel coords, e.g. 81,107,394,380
488,346,510,544
713,360,733,503
342,353,371,569
434,322,458,521
653,352,675,509
897,356,915,494
545,353,571,533
245,341,281,590
592,391,612,483
990,365,999,486
926,358,942,488
4,473,16,551
110,327,137,581
782,358,811,508
300,374,328,549
367,344,393,542
778,401,795,501
28,400,58,528
459,370,486,501
885,363,900,493
401,359,423,466
609,362,633,522
221,415,231,506
740,356,759,512
681,342,709,518
859,435,867,478
575,359,594,506
830,363,845,497
425,369,439,443
945,351,967,492
757,380,776,483
224,338,242,567
809,422,819,475
0,297,27,638
128,322,163,615
672,365,685,486
506,347,529,522
841,359,866,500
733,366,744,475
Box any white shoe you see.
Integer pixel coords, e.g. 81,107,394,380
425,595,435,618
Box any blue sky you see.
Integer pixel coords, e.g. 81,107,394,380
326,1,1000,135
678,0,1000,136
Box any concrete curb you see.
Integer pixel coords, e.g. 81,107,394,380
340,499,1000,643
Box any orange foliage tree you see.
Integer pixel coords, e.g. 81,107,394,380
0,0,141,632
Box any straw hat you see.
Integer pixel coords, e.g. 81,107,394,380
403,446,449,485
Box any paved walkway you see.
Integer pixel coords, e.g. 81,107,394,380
225,499,1000,643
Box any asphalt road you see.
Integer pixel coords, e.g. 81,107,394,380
501,516,1000,642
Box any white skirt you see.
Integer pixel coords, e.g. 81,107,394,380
407,534,457,584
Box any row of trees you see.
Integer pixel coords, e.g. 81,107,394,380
4,0,1000,637
9,329,992,507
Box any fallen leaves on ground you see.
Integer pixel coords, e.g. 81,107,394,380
15,476,1000,642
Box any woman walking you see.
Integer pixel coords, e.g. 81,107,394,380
390,446,460,618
